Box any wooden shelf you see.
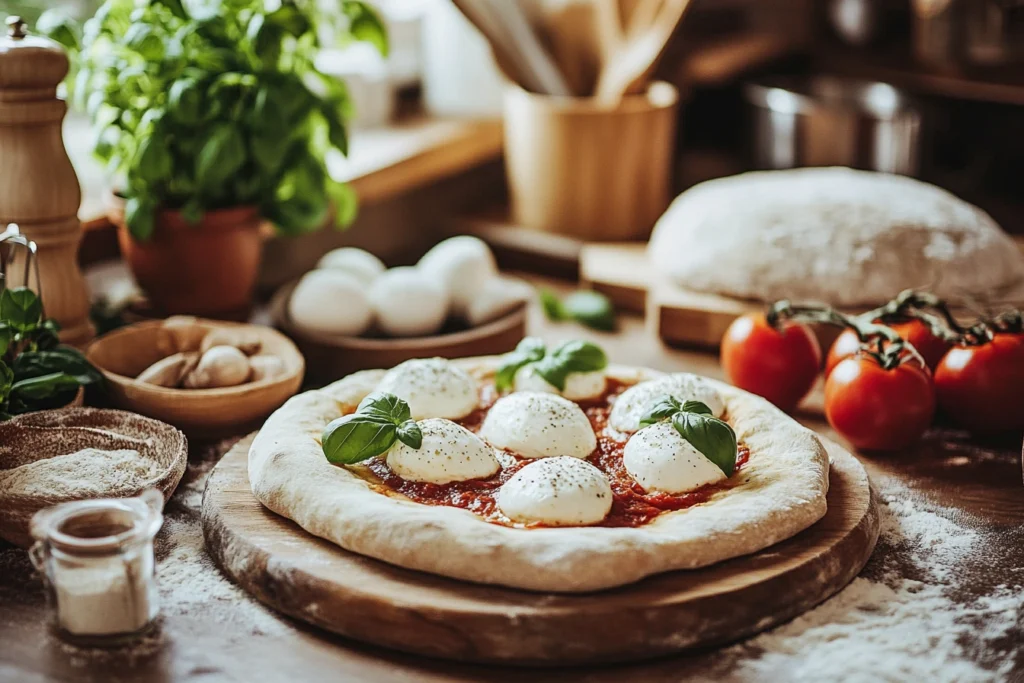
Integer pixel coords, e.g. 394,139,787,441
677,33,801,87
818,47,1024,107
69,112,503,227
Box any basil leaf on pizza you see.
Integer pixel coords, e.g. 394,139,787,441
495,337,547,391
671,411,737,477
322,393,422,464
322,414,398,464
638,397,737,476
532,340,608,391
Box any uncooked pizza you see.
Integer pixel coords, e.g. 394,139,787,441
249,339,829,592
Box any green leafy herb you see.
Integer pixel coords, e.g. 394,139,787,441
496,338,608,393
495,337,547,392
40,0,388,240
321,392,420,465
637,397,737,476
0,288,102,419
538,288,616,332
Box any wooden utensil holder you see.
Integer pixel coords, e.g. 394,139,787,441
503,82,679,241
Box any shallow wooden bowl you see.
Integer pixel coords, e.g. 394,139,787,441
86,319,305,438
270,280,526,383
0,407,187,548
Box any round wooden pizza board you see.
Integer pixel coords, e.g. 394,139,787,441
202,434,879,665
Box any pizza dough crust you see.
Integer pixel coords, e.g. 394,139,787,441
248,359,829,593
648,168,1024,307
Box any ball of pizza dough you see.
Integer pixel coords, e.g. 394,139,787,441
480,392,596,459
497,456,612,526
623,421,726,494
610,374,725,433
513,365,606,401
387,418,500,484
369,267,448,337
418,236,497,317
316,247,386,286
289,270,373,337
375,358,479,420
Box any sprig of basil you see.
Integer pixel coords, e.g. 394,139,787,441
539,288,616,332
495,339,608,392
495,337,546,392
0,288,43,332
321,392,421,465
638,397,738,476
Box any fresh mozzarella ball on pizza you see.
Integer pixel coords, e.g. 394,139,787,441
497,456,612,526
513,365,606,401
623,421,726,494
387,418,499,484
418,236,497,316
479,392,596,459
375,358,478,420
317,247,386,286
609,374,725,433
369,267,448,337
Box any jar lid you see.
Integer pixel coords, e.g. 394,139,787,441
0,16,69,92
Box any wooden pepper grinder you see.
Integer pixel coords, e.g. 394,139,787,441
0,16,94,346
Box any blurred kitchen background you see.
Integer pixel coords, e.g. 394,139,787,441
11,0,1024,286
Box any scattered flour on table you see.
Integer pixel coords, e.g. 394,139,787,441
726,476,1022,683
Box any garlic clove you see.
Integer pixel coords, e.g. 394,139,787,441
183,346,251,389
136,352,200,388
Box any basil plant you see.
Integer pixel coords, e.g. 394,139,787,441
42,0,387,240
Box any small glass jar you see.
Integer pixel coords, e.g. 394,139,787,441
29,489,164,646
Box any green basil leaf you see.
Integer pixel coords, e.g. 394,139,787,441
327,180,358,228
680,400,713,416
671,412,738,477
195,125,246,189
168,78,203,125
266,4,312,37
322,414,397,464
134,135,172,183
562,290,616,331
0,361,13,403
11,372,80,401
1,288,43,332
37,10,81,51
13,349,101,386
638,395,683,427
532,340,608,392
153,0,189,20
539,289,567,322
0,323,11,357
396,420,422,450
344,1,389,56
124,196,156,241
495,337,547,392
357,392,412,425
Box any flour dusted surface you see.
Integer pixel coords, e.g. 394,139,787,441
0,449,159,499
649,168,1024,306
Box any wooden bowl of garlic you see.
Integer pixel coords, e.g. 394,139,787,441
85,318,304,438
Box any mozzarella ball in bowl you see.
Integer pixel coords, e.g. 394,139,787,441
368,267,448,337
497,456,613,526
418,236,497,317
317,247,386,286
289,270,373,337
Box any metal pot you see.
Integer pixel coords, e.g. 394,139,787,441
744,76,921,176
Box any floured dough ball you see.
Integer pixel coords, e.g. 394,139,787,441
610,374,724,433
317,247,386,286
368,267,448,337
387,418,500,484
648,168,1024,306
497,456,612,526
513,365,606,401
463,276,532,327
375,358,478,420
289,270,373,337
418,236,497,316
480,392,596,459
623,421,726,494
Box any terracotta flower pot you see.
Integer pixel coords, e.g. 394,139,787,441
108,194,262,318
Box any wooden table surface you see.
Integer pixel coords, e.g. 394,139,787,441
2,275,1022,683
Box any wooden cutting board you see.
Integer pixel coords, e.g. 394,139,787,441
580,240,1024,349
202,434,879,665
